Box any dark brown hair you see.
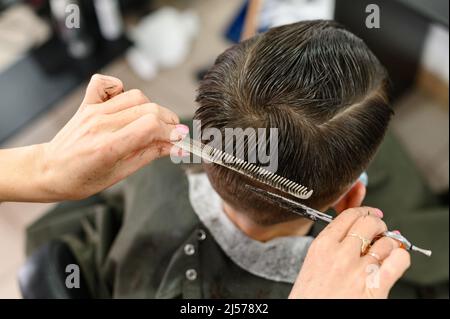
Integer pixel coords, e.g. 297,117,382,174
194,20,392,225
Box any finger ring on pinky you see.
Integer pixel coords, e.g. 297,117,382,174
347,233,371,255
366,252,382,264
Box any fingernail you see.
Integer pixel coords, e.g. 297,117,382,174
176,124,189,135
171,124,189,142
180,150,190,157
177,146,190,157
393,230,401,235
170,146,189,157
374,208,384,218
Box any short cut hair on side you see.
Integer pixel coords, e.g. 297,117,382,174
194,20,393,225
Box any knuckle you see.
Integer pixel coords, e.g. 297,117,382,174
361,214,378,226
146,114,160,130
132,105,143,116
375,237,392,251
340,208,363,219
371,238,388,256
361,213,386,230
129,89,146,102
113,77,124,88
149,102,160,113
347,207,363,216
386,237,399,249
131,115,160,144
365,206,384,218
143,103,159,115
90,73,102,82
129,88,141,97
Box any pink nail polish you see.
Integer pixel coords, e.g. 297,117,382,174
170,146,189,157
180,149,190,157
176,147,190,157
393,230,401,235
374,208,384,218
176,124,189,134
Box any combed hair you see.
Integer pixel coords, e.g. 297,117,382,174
194,20,392,225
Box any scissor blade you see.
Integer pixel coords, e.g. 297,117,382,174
245,184,333,223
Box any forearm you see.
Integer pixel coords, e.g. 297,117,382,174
0,75,182,203
0,144,52,202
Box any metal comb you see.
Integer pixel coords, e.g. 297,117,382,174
173,137,313,200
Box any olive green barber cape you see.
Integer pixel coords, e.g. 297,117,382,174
25,132,449,298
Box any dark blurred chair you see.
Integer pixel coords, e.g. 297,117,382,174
18,240,92,299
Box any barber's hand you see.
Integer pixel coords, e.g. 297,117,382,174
289,207,410,299
36,74,188,201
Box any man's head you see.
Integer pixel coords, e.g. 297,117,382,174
194,20,392,225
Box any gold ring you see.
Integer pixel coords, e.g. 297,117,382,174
366,252,382,264
347,233,371,255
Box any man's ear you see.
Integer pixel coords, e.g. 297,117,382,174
333,181,366,214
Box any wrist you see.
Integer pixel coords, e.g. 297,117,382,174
17,143,57,202
31,143,58,202
0,143,53,202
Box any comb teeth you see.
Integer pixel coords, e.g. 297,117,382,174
174,137,313,200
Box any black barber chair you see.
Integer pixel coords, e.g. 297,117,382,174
18,240,92,299
17,196,105,299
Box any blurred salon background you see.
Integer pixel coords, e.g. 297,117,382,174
0,0,448,298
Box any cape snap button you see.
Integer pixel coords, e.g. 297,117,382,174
184,244,195,256
186,269,197,281
197,229,207,241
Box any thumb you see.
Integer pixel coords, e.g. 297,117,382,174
375,248,411,297
82,74,124,105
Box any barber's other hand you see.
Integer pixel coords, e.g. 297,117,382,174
36,74,188,201
289,207,410,299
